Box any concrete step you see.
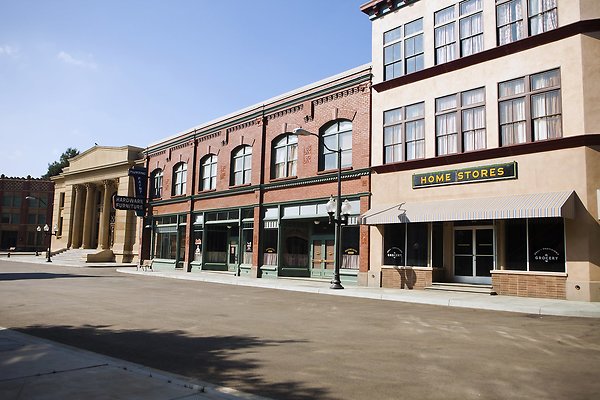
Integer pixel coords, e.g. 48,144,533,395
425,282,496,295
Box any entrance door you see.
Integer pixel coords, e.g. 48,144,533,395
454,227,494,284
228,240,238,273
311,238,334,278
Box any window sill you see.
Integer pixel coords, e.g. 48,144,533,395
229,183,251,189
170,194,187,200
316,166,353,175
381,265,432,271
198,188,216,194
491,270,567,277
269,176,297,183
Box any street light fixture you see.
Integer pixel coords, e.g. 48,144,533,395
26,196,56,262
293,127,352,289
36,224,58,262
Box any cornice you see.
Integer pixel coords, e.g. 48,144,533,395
145,70,372,156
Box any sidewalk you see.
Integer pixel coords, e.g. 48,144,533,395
117,267,600,319
0,328,268,400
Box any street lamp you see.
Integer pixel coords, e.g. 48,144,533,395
36,224,58,262
293,127,352,289
26,196,55,262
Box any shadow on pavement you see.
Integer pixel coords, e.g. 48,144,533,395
0,272,100,281
16,324,333,400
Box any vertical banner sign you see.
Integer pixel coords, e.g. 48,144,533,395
128,167,148,217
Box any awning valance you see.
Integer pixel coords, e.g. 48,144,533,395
360,191,575,225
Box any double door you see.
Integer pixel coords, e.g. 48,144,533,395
454,227,494,284
310,237,335,279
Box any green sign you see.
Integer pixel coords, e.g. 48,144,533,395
413,162,517,188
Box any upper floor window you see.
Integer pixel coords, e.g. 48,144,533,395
496,0,557,45
383,18,424,81
150,168,163,198
460,0,484,56
436,1,484,64
272,134,298,179
499,68,561,146
384,102,425,164
172,163,187,196
200,154,217,191
232,145,252,186
320,120,352,171
436,87,486,156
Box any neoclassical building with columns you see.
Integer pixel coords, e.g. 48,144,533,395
51,145,145,263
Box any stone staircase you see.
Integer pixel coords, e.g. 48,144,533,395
49,249,107,265
425,282,497,295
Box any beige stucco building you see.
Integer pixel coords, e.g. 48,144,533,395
360,0,600,300
51,146,145,263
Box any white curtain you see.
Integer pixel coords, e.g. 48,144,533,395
497,0,523,45
406,119,425,160
460,13,483,56
500,99,526,145
462,107,486,151
529,0,558,35
435,24,456,63
532,91,562,140
436,113,458,155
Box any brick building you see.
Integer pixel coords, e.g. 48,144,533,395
144,65,372,285
360,0,600,300
0,175,54,251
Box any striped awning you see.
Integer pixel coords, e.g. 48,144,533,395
360,191,575,225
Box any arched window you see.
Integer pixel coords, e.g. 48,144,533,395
320,120,352,171
231,145,252,186
272,134,298,179
150,168,163,199
200,154,218,191
172,162,187,196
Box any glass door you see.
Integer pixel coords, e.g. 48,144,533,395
454,227,494,284
311,238,334,278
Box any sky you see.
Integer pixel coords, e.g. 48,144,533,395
0,0,372,178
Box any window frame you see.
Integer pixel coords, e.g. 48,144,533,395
319,120,353,172
150,168,163,199
496,0,558,45
434,5,458,65
435,87,487,156
498,68,562,146
200,154,218,191
272,133,298,180
383,18,424,81
459,0,484,57
231,145,252,186
383,102,425,164
172,162,187,197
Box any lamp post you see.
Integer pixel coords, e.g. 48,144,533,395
26,196,55,262
293,127,352,289
36,224,58,262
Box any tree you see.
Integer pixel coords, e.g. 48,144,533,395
42,148,80,178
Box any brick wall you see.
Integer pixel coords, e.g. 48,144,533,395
381,267,432,290
492,272,567,300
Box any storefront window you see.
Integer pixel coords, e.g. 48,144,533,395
384,224,406,266
242,225,253,265
283,224,309,268
528,218,565,272
432,222,444,268
341,226,360,270
505,219,527,270
384,223,428,267
154,231,177,259
503,218,565,272
193,228,203,263
262,229,278,266
205,226,227,263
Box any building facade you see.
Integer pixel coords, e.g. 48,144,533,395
144,65,372,285
51,146,145,263
360,0,600,300
0,175,54,251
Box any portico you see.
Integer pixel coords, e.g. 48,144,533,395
51,145,145,263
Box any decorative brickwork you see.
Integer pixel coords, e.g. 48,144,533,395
381,267,432,290
492,272,567,300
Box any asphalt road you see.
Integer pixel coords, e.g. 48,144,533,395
1,260,599,400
